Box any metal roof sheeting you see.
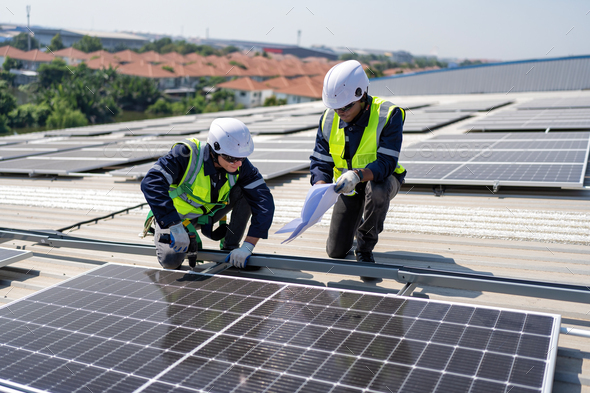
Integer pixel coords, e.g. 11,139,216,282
370,56,590,96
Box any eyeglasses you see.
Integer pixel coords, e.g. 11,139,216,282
335,101,357,112
220,153,244,164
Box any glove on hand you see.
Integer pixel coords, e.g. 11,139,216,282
169,222,190,253
335,170,361,194
225,242,255,268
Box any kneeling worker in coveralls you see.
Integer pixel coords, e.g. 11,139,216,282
310,60,406,266
141,118,275,270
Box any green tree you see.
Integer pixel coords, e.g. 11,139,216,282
37,58,71,88
111,75,161,111
72,35,103,53
48,33,65,52
222,45,240,55
263,96,287,106
146,98,173,114
46,100,88,129
10,32,39,50
3,56,21,71
0,80,17,132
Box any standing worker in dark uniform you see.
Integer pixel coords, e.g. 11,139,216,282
141,118,274,270
310,60,406,265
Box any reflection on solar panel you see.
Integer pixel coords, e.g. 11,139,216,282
400,132,590,188
246,115,319,135
0,139,175,175
0,264,560,393
424,100,513,113
0,140,108,161
403,111,471,133
0,247,32,268
111,137,315,180
464,109,590,131
517,97,590,110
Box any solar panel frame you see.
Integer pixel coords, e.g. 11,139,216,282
0,264,561,393
424,99,513,113
0,247,32,268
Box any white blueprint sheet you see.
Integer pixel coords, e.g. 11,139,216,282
275,183,339,244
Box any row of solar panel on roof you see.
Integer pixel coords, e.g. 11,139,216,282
516,97,590,110
0,264,560,393
424,99,513,113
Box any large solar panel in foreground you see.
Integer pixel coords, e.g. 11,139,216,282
400,132,590,188
0,264,560,393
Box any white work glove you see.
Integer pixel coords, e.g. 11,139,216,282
334,170,361,194
225,242,254,268
169,222,190,253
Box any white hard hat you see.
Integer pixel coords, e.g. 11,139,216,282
207,118,254,158
322,60,369,109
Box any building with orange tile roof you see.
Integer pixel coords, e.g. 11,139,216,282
161,52,187,64
53,47,89,65
264,76,292,89
0,46,29,65
17,50,54,70
274,75,322,104
85,56,120,70
140,51,168,63
217,77,273,108
113,49,143,64
117,60,176,89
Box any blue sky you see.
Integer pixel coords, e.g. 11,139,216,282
4,0,590,60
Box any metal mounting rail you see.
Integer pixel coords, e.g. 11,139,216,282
1,227,589,304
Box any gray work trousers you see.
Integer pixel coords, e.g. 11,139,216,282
326,175,401,259
154,186,251,269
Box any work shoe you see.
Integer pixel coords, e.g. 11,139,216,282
355,250,379,281
355,250,375,263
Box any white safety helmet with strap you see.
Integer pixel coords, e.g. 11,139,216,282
207,118,254,158
322,60,369,109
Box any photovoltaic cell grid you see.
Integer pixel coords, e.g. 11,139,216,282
424,100,513,113
516,97,590,110
400,132,590,188
463,108,590,131
0,264,560,393
0,139,177,176
403,111,472,133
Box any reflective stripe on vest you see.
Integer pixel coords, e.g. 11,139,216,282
168,139,238,219
321,97,406,180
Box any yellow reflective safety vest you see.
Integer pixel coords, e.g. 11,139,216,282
168,139,238,221
321,96,406,180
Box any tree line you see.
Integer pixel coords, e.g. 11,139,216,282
0,57,244,133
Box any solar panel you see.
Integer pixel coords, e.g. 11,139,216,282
403,111,471,133
464,108,590,131
424,100,513,113
0,140,109,161
0,264,560,393
516,97,590,110
400,132,590,188
111,136,314,180
0,139,175,176
0,247,32,268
